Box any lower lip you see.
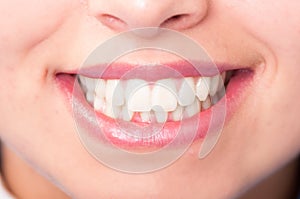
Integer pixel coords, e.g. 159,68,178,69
56,70,253,149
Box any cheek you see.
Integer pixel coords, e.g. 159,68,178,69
0,0,75,53
221,0,300,57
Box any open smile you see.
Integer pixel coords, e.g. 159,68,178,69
56,61,254,149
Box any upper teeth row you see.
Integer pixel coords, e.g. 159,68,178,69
78,73,225,122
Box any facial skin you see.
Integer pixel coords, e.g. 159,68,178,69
0,0,299,198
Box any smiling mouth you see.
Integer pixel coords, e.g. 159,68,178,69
56,61,254,148
77,71,231,123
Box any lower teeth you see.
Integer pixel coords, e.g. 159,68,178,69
78,73,230,123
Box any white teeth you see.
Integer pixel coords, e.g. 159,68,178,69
178,77,195,106
185,99,200,117
209,75,220,96
171,106,183,121
127,80,151,112
125,79,146,101
105,80,117,104
196,77,210,101
78,71,228,123
152,79,177,112
105,80,124,106
95,79,106,100
156,79,177,94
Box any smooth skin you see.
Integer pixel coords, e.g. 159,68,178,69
0,0,299,198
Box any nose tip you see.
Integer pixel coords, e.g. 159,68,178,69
88,0,208,31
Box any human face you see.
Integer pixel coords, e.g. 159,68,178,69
0,0,299,198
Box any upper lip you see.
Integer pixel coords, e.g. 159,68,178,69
64,60,248,81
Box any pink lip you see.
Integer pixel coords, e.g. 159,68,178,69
56,62,254,149
68,60,244,81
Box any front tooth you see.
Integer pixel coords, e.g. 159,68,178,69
202,96,212,110
152,79,177,112
171,106,183,121
105,80,124,106
127,80,151,112
156,78,177,93
196,77,210,101
209,75,220,96
125,79,147,101
178,77,195,106
185,99,200,117
154,110,168,123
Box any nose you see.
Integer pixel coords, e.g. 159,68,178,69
88,0,208,31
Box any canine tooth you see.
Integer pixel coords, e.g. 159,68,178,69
171,106,183,121
105,80,124,106
121,106,133,121
127,82,151,112
95,79,106,99
209,75,220,96
196,77,210,101
178,77,195,106
154,110,168,123
152,79,177,112
202,96,212,110
185,99,200,117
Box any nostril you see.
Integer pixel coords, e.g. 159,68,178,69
164,14,186,23
161,14,195,30
98,14,127,31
